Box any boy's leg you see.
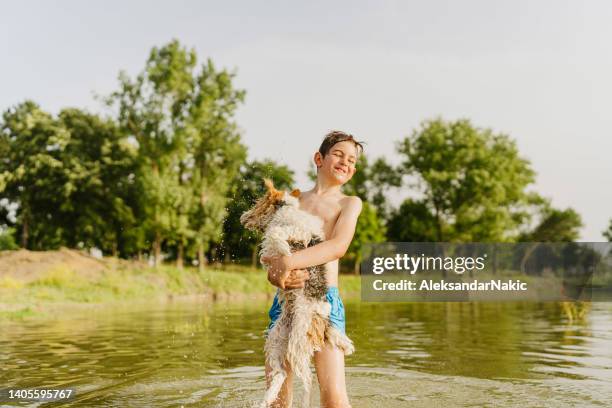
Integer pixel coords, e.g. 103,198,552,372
265,357,294,408
314,343,351,408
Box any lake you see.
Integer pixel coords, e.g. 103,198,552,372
1,299,611,407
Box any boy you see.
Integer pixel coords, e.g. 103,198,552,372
261,131,364,408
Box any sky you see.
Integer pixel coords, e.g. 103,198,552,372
1,0,611,240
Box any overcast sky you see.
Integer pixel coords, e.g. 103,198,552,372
2,0,611,240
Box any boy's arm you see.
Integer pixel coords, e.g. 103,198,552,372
262,196,362,288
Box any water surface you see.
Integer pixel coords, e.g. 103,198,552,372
1,299,611,407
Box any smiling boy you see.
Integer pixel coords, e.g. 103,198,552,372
261,131,364,408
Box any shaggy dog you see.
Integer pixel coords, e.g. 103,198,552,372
240,178,355,408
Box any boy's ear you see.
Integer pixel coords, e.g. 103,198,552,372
290,189,301,197
313,152,322,168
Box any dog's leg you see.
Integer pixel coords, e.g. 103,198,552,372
286,295,325,408
263,299,293,407
263,334,288,406
325,325,355,356
308,312,328,351
262,370,287,408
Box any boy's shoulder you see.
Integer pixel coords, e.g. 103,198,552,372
337,194,362,213
300,190,362,217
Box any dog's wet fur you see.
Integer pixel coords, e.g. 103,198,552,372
240,178,355,407
288,237,327,299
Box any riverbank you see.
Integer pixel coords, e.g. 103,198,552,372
0,249,361,320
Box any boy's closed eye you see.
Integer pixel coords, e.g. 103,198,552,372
333,152,356,165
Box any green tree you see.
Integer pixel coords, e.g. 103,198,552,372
346,201,386,273
56,108,138,256
0,103,140,254
223,159,295,266
0,101,67,249
107,40,196,266
516,202,583,274
187,59,247,270
387,198,439,242
107,40,247,267
518,202,582,242
0,227,18,250
396,118,540,242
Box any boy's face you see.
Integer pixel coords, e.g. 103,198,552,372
315,140,358,185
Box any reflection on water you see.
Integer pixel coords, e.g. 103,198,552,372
1,299,611,407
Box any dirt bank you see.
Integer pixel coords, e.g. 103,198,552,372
0,248,143,282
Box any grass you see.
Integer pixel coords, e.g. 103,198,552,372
0,264,267,317
0,258,362,321
339,273,361,295
0,307,39,321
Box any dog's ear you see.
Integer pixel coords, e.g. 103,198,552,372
290,189,301,198
240,207,262,233
239,208,254,229
263,178,275,193
263,177,285,202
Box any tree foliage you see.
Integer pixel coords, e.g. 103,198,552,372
517,201,582,242
346,201,386,273
0,101,66,249
387,198,439,242
396,118,542,242
1,44,589,269
0,102,138,252
106,39,247,267
0,40,247,267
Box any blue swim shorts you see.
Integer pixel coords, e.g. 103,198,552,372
267,286,346,334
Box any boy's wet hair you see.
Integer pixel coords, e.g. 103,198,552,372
318,130,365,158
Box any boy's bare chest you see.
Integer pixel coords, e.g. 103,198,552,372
298,194,342,238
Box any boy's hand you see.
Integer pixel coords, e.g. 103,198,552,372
283,269,310,289
261,254,290,288
261,255,309,289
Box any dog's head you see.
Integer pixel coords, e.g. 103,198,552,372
240,178,301,233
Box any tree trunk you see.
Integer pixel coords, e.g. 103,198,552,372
251,246,258,268
152,163,160,267
353,257,360,274
520,243,540,275
440,243,448,278
154,231,162,267
198,244,207,273
492,244,498,275
21,212,29,249
434,204,443,242
210,247,217,264
177,242,184,269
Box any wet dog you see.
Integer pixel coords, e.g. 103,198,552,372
240,178,354,407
